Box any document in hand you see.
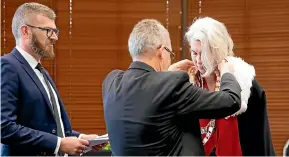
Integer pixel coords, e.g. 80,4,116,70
83,134,109,154
89,134,109,146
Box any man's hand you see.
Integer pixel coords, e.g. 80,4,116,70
59,137,89,155
218,59,234,76
80,134,98,140
188,66,197,83
168,59,194,72
80,134,109,152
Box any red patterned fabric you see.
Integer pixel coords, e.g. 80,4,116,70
199,80,242,156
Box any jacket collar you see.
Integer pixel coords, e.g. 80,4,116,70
128,61,156,72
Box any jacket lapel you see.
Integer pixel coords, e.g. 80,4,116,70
11,49,55,116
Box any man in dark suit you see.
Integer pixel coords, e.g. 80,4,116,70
102,19,242,156
1,2,97,156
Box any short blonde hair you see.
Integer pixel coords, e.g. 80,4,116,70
128,19,170,59
185,17,234,76
12,2,56,42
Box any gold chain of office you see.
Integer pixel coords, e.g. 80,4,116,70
199,72,220,145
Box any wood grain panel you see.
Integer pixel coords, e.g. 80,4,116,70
247,0,289,154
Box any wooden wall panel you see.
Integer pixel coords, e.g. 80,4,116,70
247,0,289,155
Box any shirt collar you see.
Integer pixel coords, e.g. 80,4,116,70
16,45,40,69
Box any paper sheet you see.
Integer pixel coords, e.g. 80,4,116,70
83,134,109,154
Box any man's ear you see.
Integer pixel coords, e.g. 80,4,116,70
156,46,164,59
21,25,30,39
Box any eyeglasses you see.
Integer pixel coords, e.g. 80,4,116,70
26,24,59,38
157,45,175,61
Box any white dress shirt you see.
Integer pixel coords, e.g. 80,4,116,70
16,46,64,155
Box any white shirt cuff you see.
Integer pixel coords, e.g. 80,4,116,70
54,137,61,155
78,133,85,139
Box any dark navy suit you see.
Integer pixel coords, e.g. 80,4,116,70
1,48,79,156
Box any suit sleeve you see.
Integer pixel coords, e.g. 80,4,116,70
72,130,81,137
1,58,58,152
174,72,241,119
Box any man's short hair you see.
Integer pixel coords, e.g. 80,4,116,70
128,19,170,59
12,2,56,41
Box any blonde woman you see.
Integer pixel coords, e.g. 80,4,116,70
185,17,275,156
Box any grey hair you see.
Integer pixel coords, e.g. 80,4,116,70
185,17,234,76
12,2,56,44
128,19,170,59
